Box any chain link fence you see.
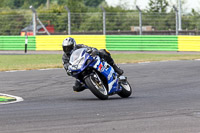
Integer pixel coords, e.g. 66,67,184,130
0,14,32,35
0,11,200,35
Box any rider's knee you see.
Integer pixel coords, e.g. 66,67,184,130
99,49,111,56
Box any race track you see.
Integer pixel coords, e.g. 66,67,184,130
1,60,200,133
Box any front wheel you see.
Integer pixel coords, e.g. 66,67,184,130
84,73,108,100
118,81,132,98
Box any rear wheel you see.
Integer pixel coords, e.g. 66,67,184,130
118,81,132,98
85,72,108,100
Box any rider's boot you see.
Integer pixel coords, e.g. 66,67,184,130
73,80,86,92
112,63,124,76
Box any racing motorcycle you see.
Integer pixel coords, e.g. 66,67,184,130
68,48,132,100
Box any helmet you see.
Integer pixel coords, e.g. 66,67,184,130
62,37,76,54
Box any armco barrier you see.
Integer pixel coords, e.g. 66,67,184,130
36,35,106,50
0,36,36,50
1,35,200,52
106,35,178,51
178,36,200,51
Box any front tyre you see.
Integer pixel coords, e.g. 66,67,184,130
118,81,132,98
85,73,108,100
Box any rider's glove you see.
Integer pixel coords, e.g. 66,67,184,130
67,69,72,76
87,47,99,57
86,47,92,53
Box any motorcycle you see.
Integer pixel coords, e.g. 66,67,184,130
68,48,132,100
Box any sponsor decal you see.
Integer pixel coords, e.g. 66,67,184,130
98,63,103,71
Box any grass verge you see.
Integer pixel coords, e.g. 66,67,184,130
0,54,200,71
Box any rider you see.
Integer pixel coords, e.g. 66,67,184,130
62,37,123,92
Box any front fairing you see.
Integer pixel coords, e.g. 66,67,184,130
69,48,93,78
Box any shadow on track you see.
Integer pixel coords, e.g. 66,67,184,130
64,96,135,102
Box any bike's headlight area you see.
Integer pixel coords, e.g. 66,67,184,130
70,57,85,70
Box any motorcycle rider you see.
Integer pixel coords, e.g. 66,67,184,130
62,37,123,92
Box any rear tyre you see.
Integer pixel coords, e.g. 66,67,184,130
118,81,132,98
85,73,108,100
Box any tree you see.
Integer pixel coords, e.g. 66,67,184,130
57,0,86,12
148,0,169,13
84,0,105,7
79,13,102,31
22,0,46,8
0,11,27,35
0,0,46,9
57,0,66,5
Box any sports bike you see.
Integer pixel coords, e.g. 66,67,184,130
68,48,132,100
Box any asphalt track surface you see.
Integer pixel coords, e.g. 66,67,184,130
1,60,200,133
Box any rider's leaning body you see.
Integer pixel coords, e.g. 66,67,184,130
62,37,123,92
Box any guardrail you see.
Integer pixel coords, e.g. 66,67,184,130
36,35,106,50
106,35,178,51
0,35,200,51
178,36,200,51
0,36,35,50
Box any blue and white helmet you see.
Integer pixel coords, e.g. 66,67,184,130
62,37,76,54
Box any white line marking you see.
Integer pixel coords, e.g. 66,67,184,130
2,68,62,73
0,93,24,105
5,70,27,73
38,68,62,71
138,61,151,64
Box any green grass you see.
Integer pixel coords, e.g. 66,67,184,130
0,54,63,71
0,54,200,71
112,54,200,63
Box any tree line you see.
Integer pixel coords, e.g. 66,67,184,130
0,0,200,35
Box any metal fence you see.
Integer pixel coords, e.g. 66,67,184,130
36,12,175,35
0,14,32,35
0,10,200,35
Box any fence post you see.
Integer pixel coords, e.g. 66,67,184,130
178,0,182,31
173,5,179,35
30,5,50,35
136,5,142,35
46,0,50,9
65,6,71,35
30,6,36,36
101,6,106,35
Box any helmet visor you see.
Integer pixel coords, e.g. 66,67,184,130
63,45,73,53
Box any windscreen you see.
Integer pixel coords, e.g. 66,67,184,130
69,48,86,63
